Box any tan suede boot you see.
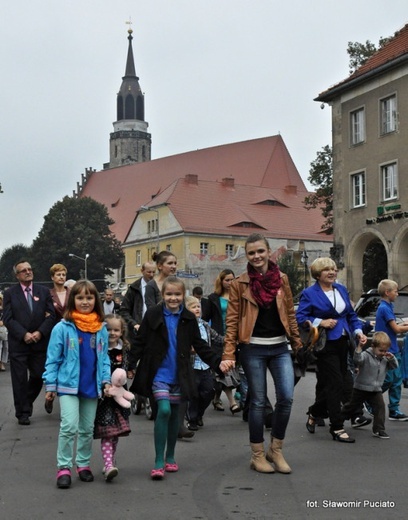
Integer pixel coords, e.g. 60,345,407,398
250,442,275,473
266,438,291,474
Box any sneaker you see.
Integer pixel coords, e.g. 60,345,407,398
187,421,199,431
389,411,408,421
372,431,390,439
363,402,374,416
104,466,118,482
351,416,372,428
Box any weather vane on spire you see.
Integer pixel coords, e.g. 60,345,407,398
125,17,133,34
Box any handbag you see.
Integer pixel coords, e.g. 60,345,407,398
296,321,327,368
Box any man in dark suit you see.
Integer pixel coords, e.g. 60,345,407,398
3,260,55,425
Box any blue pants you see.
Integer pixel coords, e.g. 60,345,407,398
382,352,402,413
57,395,98,469
239,342,294,443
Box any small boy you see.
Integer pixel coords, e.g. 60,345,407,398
342,332,397,439
375,279,408,421
185,296,224,430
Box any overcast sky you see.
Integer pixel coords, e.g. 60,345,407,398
1,1,407,254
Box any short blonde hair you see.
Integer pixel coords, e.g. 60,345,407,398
371,331,391,349
310,257,337,280
185,295,200,309
50,264,67,277
378,279,398,296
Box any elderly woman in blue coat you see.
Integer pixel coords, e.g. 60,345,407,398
296,257,367,443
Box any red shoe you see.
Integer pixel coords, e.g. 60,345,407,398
165,462,179,472
150,468,165,480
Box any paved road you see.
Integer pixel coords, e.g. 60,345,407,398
1,366,408,520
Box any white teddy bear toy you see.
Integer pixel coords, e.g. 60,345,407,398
108,368,134,409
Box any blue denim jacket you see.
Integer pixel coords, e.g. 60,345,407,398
43,319,111,397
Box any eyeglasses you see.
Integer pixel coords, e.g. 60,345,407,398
16,268,33,274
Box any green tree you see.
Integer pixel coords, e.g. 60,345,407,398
347,36,392,73
303,145,333,235
30,196,124,288
0,243,31,288
277,252,304,299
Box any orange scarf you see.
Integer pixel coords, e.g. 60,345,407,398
71,311,103,333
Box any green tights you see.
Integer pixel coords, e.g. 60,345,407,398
154,400,180,469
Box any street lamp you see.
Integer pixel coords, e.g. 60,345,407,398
300,249,309,289
140,206,160,253
69,253,90,279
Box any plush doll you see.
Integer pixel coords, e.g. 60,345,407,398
108,368,135,408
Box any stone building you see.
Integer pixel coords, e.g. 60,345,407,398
316,23,408,299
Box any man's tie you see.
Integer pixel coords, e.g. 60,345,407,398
25,287,34,312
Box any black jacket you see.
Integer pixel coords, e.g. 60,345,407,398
3,283,55,352
201,293,224,335
129,303,222,399
119,278,144,328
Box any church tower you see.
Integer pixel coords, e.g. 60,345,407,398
108,28,151,168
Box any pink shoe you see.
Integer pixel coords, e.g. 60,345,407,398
150,468,165,480
165,462,179,472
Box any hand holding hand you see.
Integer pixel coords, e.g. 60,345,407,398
220,360,235,373
356,333,367,345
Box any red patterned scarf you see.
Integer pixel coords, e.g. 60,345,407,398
248,260,281,308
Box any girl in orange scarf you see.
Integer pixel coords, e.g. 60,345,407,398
44,280,111,489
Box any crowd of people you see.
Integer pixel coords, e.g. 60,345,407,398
1,233,408,488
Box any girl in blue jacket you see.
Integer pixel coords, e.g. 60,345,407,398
43,280,111,489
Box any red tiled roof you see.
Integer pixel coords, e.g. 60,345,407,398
316,23,408,101
351,23,408,79
79,135,312,242
133,176,331,242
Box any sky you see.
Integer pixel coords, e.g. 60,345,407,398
1,0,407,254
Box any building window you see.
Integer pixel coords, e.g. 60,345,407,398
136,250,141,266
226,244,234,257
350,108,365,145
147,219,158,234
351,172,366,208
380,95,397,134
200,242,209,255
381,162,398,201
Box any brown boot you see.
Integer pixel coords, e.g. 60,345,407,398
266,438,291,474
250,442,275,473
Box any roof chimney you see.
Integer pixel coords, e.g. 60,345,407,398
222,177,235,188
185,174,198,185
285,185,297,195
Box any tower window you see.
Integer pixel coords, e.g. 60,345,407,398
117,96,124,120
125,94,135,119
136,95,144,120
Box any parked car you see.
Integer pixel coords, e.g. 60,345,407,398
354,288,408,348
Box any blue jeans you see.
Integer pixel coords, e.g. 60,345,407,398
382,352,403,413
240,342,294,443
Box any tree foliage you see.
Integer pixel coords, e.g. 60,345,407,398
277,252,304,299
347,36,392,74
30,196,124,287
0,243,31,287
303,145,333,235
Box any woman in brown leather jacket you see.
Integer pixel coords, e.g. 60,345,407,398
223,233,301,474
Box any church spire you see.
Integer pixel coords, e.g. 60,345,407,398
124,29,137,78
107,25,152,169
